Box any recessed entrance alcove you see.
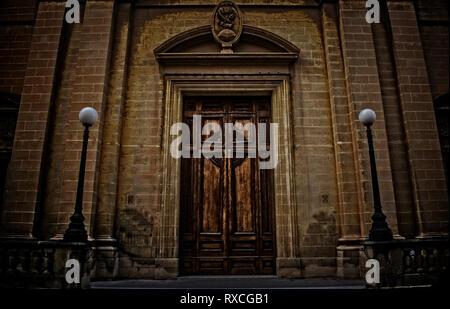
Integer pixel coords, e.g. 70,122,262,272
153,23,303,277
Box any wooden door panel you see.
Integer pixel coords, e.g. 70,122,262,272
232,157,254,233
229,157,258,260
180,97,276,275
228,113,259,262
229,257,258,275
200,158,222,234
180,156,195,261
198,115,226,259
197,259,226,275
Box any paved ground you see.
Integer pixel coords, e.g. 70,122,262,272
91,276,366,289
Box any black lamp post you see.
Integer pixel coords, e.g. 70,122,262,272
63,107,98,242
359,108,393,241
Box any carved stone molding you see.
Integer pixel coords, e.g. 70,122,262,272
211,1,243,53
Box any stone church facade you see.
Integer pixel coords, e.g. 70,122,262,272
0,0,448,284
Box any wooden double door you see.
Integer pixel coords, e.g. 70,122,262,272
179,97,276,275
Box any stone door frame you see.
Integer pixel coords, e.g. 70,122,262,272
156,74,301,276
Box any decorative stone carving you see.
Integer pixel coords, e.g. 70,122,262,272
211,1,243,53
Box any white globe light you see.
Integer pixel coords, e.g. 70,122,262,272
79,107,98,126
359,108,376,126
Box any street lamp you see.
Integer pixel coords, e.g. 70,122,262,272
63,107,98,242
359,109,393,241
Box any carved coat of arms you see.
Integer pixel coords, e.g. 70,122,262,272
211,1,243,52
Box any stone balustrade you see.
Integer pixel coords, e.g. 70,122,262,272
0,239,94,288
363,238,449,287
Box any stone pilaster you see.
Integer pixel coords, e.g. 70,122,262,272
0,1,66,238
386,0,448,236
56,0,115,238
338,0,400,237
322,3,364,240
94,2,131,241
322,2,366,278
